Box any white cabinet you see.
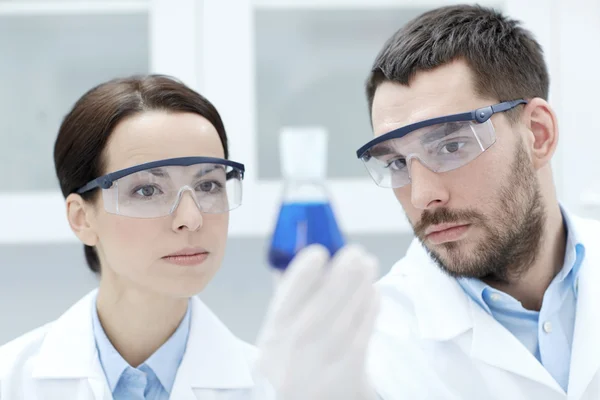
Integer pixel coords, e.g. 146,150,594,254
3,0,594,244
0,0,203,243
554,0,600,220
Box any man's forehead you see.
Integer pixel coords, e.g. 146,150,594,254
370,61,479,136
371,88,491,138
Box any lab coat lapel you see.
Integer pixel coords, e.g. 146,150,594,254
31,289,110,400
170,296,255,400
405,240,473,341
469,299,563,393
407,240,563,393
567,216,600,399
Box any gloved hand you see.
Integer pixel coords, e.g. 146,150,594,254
256,244,381,400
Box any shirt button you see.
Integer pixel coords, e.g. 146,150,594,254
543,321,553,333
490,293,501,302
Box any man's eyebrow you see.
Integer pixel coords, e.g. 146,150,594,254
420,123,463,145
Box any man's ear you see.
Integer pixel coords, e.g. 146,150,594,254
66,193,98,246
519,97,559,170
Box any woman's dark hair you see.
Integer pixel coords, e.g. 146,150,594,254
53,74,229,274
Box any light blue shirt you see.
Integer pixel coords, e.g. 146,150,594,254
458,210,585,392
91,297,192,400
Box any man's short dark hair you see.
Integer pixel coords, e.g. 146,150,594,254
366,4,549,121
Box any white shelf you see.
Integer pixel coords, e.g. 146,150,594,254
580,189,600,208
0,1,148,16
0,192,76,244
231,179,413,237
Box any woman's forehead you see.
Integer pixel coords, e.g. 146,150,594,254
103,111,225,172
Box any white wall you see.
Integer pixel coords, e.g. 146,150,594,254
1,0,599,343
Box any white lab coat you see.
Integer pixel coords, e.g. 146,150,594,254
368,213,600,400
0,290,275,400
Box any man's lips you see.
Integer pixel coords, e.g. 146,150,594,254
425,223,471,244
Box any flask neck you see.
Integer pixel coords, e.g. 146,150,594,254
279,127,328,182
282,180,329,203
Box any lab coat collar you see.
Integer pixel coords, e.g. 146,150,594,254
468,295,563,392
31,290,256,400
32,289,108,399
400,240,565,393
397,211,600,396
32,289,102,379
400,239,473,341
566,214,600,399
168,295,255,399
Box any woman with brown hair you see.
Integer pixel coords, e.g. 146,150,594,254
0,74,273,400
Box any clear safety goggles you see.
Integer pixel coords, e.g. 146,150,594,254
356,99,527,188
75,157,244,218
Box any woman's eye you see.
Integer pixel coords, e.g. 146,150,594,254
197,181,223,193
134,185,162,197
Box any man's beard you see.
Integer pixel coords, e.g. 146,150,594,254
411,142,546,284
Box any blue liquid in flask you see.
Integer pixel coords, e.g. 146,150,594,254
268,201,345,271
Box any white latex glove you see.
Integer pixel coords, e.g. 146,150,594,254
256,244,381,400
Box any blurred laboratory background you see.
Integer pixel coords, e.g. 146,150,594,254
1,0,599,345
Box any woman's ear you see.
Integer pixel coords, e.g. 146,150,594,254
66,193,98,246
519,97,559,170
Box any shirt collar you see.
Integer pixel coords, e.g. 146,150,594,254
556,206,585,289
458,205,585,309
457,277,491,314
91,296,192,393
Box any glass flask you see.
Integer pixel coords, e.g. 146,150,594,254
268,126,345,271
